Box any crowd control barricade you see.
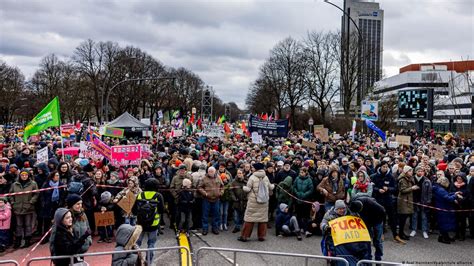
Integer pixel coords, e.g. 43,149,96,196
195,247,349,266
0,260,20,266
356,259,403,265
27,246,191,266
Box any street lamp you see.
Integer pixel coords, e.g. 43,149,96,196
323,0,365,109
104,76,176,122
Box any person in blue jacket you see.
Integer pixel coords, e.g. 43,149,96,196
432,176,463,244
275,203,302,240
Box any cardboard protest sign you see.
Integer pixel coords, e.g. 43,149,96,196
395,135,411,146
302,140,317,150
94,211,115,228
329,215,371,246
111,144,141,166
314,128,329,142
117,191,136,214
37,146,49,164
103,127,124,138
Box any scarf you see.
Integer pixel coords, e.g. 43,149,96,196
330,177,339,195
454,181,465,189
355,180,369,192
50,180,60,202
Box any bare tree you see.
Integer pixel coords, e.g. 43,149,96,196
0,61,25,124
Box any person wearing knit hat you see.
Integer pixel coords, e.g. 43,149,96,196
432,176,462,244
275,203,302,240
397,163,417,241
177,178,194,234
410,164,431,239
66,194,82,209
252,162,265,171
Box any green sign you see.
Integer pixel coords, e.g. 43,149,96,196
104,127,124,138
24,97,61,141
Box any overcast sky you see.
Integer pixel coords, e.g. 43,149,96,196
1,0,473,108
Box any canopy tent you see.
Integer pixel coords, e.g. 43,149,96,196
106,112,150,133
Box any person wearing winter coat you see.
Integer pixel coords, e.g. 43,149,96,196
397,166,417,241
276,176,293,207
170,164,193,228
293,167,314,237
113,176,142,225
190,163,206,230
96,191,115,243
317,169,345,210
452,173,469,240
66,194,92,254
351,170,373,198
177,178,194,234
34,162,49,190
432,177,463,244
57,162,73,185
370,161,400,243
238,163,274,242
229,169,247,233
198,167,224,235
50,208,91,266
38,171,65,243
275,161,297,184
73,164,98,235
112,224,145,266
275,203,302,240
467,166,474,239
0,197,12,252
9,169,38,248
410,166,432,239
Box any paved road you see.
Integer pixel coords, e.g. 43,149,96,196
3,224,473,265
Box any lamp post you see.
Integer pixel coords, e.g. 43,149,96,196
104,77,176,122
323,0,365,110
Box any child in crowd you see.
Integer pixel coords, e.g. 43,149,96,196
0,197,12,252
177,178,194,236
97,191,114,243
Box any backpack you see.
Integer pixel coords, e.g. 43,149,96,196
68,175,84,194
136,192,159,228
256,180,269,204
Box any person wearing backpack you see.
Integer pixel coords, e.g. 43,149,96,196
238,163,274,242
132,178,164,263
70,164,98,235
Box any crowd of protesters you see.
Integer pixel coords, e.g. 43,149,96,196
0,125,473,264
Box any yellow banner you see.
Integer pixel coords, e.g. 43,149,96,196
329,215,371,246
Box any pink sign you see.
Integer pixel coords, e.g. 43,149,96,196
91,138,112,160
111,145,141,166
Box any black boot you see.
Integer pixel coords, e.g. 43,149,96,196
13,237,22,249
22,236,32,248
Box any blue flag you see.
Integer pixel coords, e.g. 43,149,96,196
365,120,386,141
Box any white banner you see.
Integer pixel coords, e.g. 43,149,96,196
37,147,49,164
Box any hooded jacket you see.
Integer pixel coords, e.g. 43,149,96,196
276,176,293,206
112,224,144,266
0,202,12,230
243,170,274,223
9,178,38,215
351,171,373,198
230,177,247,212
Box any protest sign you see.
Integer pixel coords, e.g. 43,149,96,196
301,140,317,150
111,144,141,166
333,133,341,140
388,141,399,148
94,211,115,228
142,130,152,137
248,115,289,137
395,135,411,146
172,129,183,137
103,127,124,138
251,132,263,144
361,100,379,121
314,128,329,142
140,144,153,159
91,138,112,160
329,215,371,246
117,191,136,214
36,146,49,164
79,141,104,161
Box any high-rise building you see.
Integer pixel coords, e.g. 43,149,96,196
341,0,384,106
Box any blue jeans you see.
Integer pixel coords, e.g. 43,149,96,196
411,205,428,232
233,209,244,230
137,229,158,263
368,222,384,261
125,216,137,226
220,201,229,226
202,199,220,231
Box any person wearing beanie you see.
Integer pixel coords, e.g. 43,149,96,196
229,169,247,233
432,176,463,244
397,164,417,241
9,169,38,248
275,203,302,240
293,167,314,237
218,162,233,231
72,163,98,236
112,224,144,266
238,162,274,242
169,164,193,229
317,168,346,210
275,161,297,184
113,175,142,226
96,191,114,243
177,178,194,235
410,165,432,239
308,201,323,236
351,170,373,199
67,194,92,254
50,208,91,266
0,197,12,252
132,178,164,262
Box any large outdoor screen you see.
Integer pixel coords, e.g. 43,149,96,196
398,89,433,119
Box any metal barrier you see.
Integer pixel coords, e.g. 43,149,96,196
0,260,20,266
356,259,403,265
27,246,191,266
195,247,349,266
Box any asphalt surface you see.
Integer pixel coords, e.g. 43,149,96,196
3,220,473,265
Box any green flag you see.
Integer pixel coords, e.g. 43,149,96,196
24,97,61,141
